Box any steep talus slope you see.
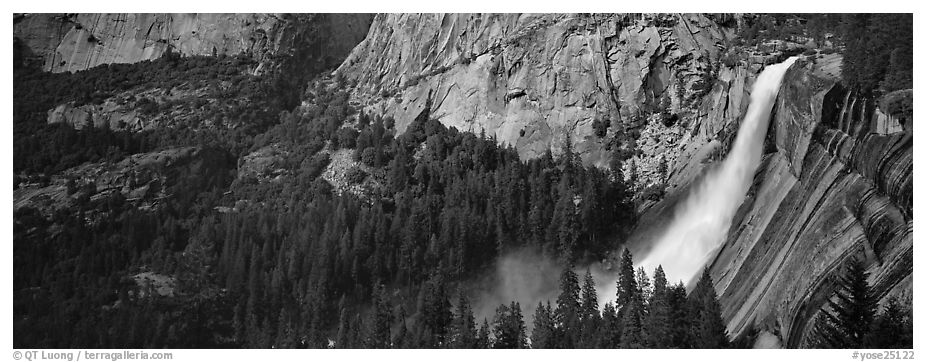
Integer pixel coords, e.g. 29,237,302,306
336,13,733,166
707,58,912,347
14,13,373,74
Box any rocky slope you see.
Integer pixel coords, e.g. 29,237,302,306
14,147,234,219
703,57,912,347
46,85,218,131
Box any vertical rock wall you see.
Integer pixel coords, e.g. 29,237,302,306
13,13,373,74
336,13,733,167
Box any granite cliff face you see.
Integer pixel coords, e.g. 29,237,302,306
336,13,735,168
705,58,912,347
15,13,279,72
14,13,373,74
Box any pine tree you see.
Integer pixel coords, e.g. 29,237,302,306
492,302,527,349
666,281,692,348
347,314,365,349
419,274,453,347
530,301,556,349
643,265,670,348
599,302,621,348
618,297,644,348
579,269,601,348
449,289,477,348
335,307,353,348
393,306,410,348
615,249,638,309
476,318,492,349
367,283,394,348
809,259,877,348
554,266,581,348
864,296,912,348
689,268,729,348
636,267,652,310
839,14,871,92
553,184,579,259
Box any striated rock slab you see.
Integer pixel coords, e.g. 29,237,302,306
707,60,913,348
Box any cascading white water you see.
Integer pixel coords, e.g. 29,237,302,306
637,56,799,284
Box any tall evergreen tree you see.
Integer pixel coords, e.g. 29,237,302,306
366,284,394,348
553,184,579,259
476,318,492,349
618,298,644,349
580,269,600,320
809,259,877,348
598,302,621,348
530,301,556,349
335,307,354,348
449,289,477,348
864,296,913,349
643,265,670,348
689,268,729,348
636,267,652,315
554,266,581,348
415,274,453,347
666,281,692,348
393,306,410,348
616,249,638,310
492,302,527,349
579,269,601,348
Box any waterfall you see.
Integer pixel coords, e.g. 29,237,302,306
637,56,799,285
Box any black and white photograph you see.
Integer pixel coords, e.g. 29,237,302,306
9,7,917,357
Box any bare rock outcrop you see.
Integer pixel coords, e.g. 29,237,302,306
45,83,254,132
47,97,142,131
237,143,291,183
14,147,234,219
